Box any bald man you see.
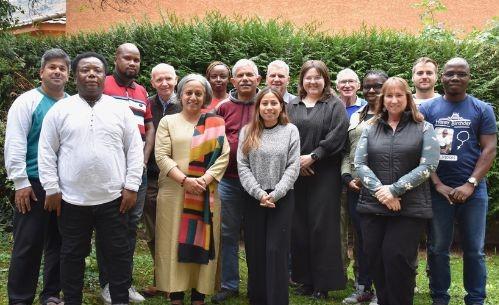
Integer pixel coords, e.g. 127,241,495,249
420,57,497,305
97,43,153,303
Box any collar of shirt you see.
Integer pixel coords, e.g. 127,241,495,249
345,97,365,108
158,94,171,111
37,86,69,100
158,94,176,112
113,71,136,88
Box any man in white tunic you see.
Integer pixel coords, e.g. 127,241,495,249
38,52,143,305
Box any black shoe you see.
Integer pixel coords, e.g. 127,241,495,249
311,290,328,300
294,285,313,296
289,278,301,287
211,288,239,304
43,297,65,305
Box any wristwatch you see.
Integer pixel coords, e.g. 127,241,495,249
310,153,319,161
467,177,479,187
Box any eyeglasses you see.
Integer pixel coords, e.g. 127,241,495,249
338,79,358,85
304,76,324,83
363,83,383,90
443,72,469,78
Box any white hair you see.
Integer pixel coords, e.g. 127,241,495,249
232,59,259,77
336,68,360,83
267,60,290,76
150,63,176,79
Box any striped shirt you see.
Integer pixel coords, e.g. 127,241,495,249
104,75,152,141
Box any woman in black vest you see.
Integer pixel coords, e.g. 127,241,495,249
287,60,349,299
354,77,439,305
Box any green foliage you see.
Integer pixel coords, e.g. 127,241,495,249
0,119,13,232
0,13,498,231
0,0,20,31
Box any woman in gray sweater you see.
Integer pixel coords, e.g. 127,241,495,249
237,87,300,305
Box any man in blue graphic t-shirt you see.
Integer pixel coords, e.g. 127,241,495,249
419,57,497,305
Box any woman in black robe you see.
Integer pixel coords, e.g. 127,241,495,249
287,60,349,299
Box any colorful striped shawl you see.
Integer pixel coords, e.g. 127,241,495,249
178,112,225,264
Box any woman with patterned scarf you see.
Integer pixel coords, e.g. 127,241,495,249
155,74,229,305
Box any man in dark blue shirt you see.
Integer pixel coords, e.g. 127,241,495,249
419,57,497,305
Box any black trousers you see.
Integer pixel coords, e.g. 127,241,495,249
244,190,294,305
58,198,131,305
143,175,158,259
8,179,61,305
360,214,426,305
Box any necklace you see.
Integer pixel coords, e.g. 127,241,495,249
303,97,318,107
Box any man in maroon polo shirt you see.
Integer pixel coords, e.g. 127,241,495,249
97,43,154,304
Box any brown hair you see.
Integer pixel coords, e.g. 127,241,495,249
374,77,424,123
205,61,231,78
241,87,290,155
412,57,438,74
297,60,332,100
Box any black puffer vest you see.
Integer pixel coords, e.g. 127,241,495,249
357,112,432,219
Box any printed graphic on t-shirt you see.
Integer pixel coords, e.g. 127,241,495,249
434,112,471,161
435,127,453,154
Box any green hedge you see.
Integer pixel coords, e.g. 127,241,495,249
0,13,498,231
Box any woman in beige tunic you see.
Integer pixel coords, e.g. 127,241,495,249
155,74,229,305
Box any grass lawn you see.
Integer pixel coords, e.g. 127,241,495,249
0,233,498,305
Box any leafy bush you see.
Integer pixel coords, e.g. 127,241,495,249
0,13,497,231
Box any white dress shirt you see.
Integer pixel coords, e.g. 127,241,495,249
38,94,143,206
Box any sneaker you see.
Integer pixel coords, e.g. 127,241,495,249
101,284,112,304
369,295,378,305
211,288,239,304
343,285,374,304
129,286,146,303
311,290,328,300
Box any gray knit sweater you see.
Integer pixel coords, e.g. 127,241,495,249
237,123,300,202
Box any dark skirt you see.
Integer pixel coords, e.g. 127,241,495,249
290,159,346,291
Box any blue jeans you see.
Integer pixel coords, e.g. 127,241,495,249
218,177,249,291
97,169,147,287
428,182,488,305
